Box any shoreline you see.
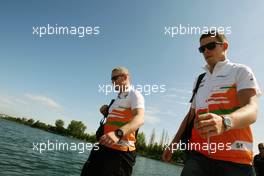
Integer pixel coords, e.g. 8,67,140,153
0,115,185,165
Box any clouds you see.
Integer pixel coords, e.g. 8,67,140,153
144,113,160,124
143,107,159,124
140,86,193,125
0,95,15,106
0,93,64,119
159,87,192,106
168,88,192,94
25,94,63,111
0,95,27,108
144,105,182,125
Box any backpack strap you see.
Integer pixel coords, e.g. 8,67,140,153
189,73,206,103
106,99,115,116
100,99,115,125
180,73,206,149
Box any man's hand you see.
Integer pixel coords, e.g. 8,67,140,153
100,105,109,116
194,113,225,138
99,131,120,146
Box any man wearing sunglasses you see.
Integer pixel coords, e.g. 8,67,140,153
81,67,145,176
163,31,261,176
254,143,264,176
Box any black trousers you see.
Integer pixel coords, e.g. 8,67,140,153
81,145,136,176
181,151,255,176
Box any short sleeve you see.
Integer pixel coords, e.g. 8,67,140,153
130,90,145,110
236,65,262,96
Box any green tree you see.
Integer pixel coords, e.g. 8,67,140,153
27,118,35,126
55,119,64,128
55,119,65,134
67,120,86,137
31,120,48,130
21,117,27,123
137,132,146,146
136,132,147,153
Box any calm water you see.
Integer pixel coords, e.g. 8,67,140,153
0,119,182,176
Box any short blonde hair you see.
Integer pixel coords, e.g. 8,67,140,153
112,66,129,75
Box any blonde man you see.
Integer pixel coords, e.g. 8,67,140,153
81,67,145,176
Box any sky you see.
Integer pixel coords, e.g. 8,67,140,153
0,0,263,154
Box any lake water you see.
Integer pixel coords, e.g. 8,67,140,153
0,119,182,176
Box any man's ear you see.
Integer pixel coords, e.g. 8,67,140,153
122,74,128,81
223,42,228,50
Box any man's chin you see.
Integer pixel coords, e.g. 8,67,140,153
205,57,215,63
114,85,123,91
205,56,213,61
114,86,120,91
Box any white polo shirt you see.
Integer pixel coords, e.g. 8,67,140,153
104,86,145,151
189,59,261,164
192,59,261,110
109,86,145,113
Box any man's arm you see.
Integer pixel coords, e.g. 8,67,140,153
195,88,259,138
119,108,144,136
229,89,258,129
170,107,195,144
162,107,195,162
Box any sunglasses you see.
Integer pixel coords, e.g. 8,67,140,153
259,147,264,150
199,42,223,53
111,74,125,81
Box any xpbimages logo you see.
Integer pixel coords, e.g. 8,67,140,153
98,83,167,96
164,140,232,154
32,24,100,37
164,24,232,38
32,140,99,153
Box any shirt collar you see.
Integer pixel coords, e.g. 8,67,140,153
203,59,230,73
118,85,131,98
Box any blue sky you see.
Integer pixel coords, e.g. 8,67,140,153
0,0,263,154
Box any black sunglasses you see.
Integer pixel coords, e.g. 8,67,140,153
199,42,223,53
111,74,124,81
